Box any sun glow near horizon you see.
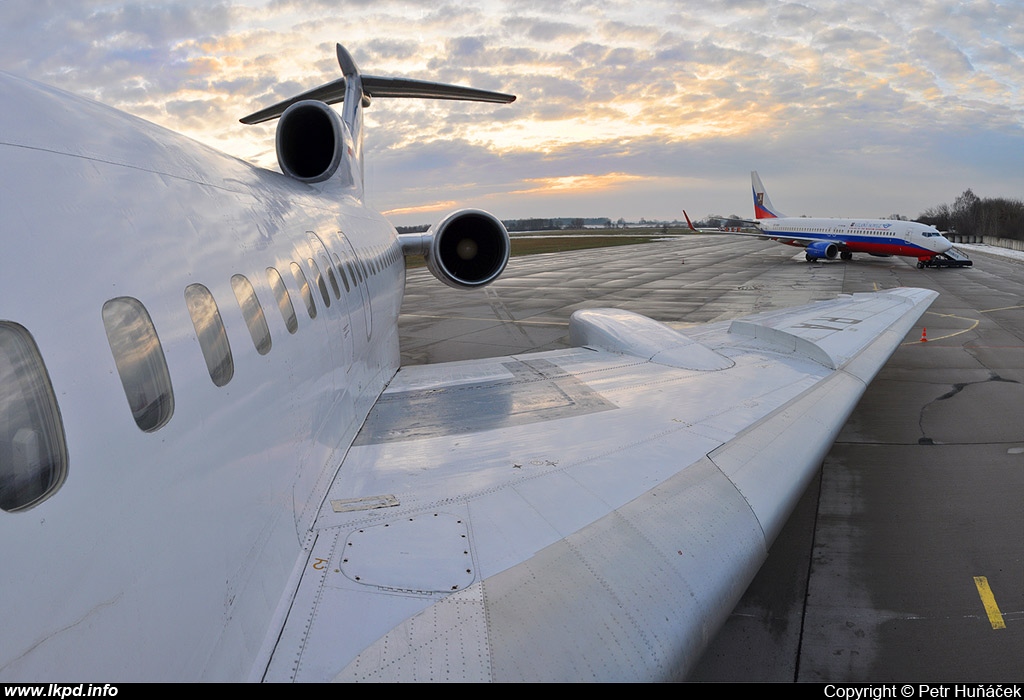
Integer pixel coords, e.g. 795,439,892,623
13,1,1019,224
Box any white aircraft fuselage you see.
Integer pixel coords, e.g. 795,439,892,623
1,71,405,679
751,172,953,262
759,217,953,258
0,48,515,679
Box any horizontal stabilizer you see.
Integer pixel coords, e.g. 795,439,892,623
363,76,516,102
241,75,515,124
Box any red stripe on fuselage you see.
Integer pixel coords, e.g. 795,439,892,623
768,234,928,257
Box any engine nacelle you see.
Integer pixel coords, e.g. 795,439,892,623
275,100,349,183
400,209,510,289
805,240,839,260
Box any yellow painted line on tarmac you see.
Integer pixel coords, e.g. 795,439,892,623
902,311,980,345
973,576,1006,629
980,304,1024,313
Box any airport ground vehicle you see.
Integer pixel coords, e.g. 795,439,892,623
918,248,973,268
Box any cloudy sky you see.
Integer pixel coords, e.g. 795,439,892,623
2,0,1021,225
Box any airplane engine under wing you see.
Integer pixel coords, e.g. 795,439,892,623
805,240,839,260
400,209,511,289
275,100,350,183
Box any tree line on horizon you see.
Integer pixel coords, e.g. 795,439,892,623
917,189,1024,241
395,189,1023,241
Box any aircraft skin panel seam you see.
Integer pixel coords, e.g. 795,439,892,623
330,456,766,682
313,290,935,681
0,139,263,196
278,360,806,679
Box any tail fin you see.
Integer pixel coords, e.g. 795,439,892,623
683,210,697,232
240,44,515,196
751,171,783,219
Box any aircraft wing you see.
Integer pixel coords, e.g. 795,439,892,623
261,288,936,682
757,231,836,246
719,227,820,245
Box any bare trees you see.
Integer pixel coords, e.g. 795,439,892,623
919,189,1024,240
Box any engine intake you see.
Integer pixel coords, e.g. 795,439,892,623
276,100,346,183
400,209,510,289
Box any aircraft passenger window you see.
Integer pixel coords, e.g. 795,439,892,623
322,256,341,300
266,267,298,334
102,298,175,433
290,262,317,319
308,258,331,308
0,323,69,512
231,275,272,355
332,253,350,292
184,284,234,387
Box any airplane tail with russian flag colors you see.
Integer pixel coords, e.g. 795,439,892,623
738,171,954,263
752,170,784,219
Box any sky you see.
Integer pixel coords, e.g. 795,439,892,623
2,0,1022,226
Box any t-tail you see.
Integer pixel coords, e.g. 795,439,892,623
751,170,784,219
240,44,515,200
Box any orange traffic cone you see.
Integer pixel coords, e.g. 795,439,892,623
920,327,928,342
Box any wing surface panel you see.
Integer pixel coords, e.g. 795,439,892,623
727,288,933,371
341,456,764,682
262,288,936,681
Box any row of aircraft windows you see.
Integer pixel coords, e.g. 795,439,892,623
783,228,897,236
0,240,402,512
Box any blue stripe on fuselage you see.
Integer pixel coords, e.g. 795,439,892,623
767,230,930,256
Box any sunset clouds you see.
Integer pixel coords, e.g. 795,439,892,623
2,0,1021,224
